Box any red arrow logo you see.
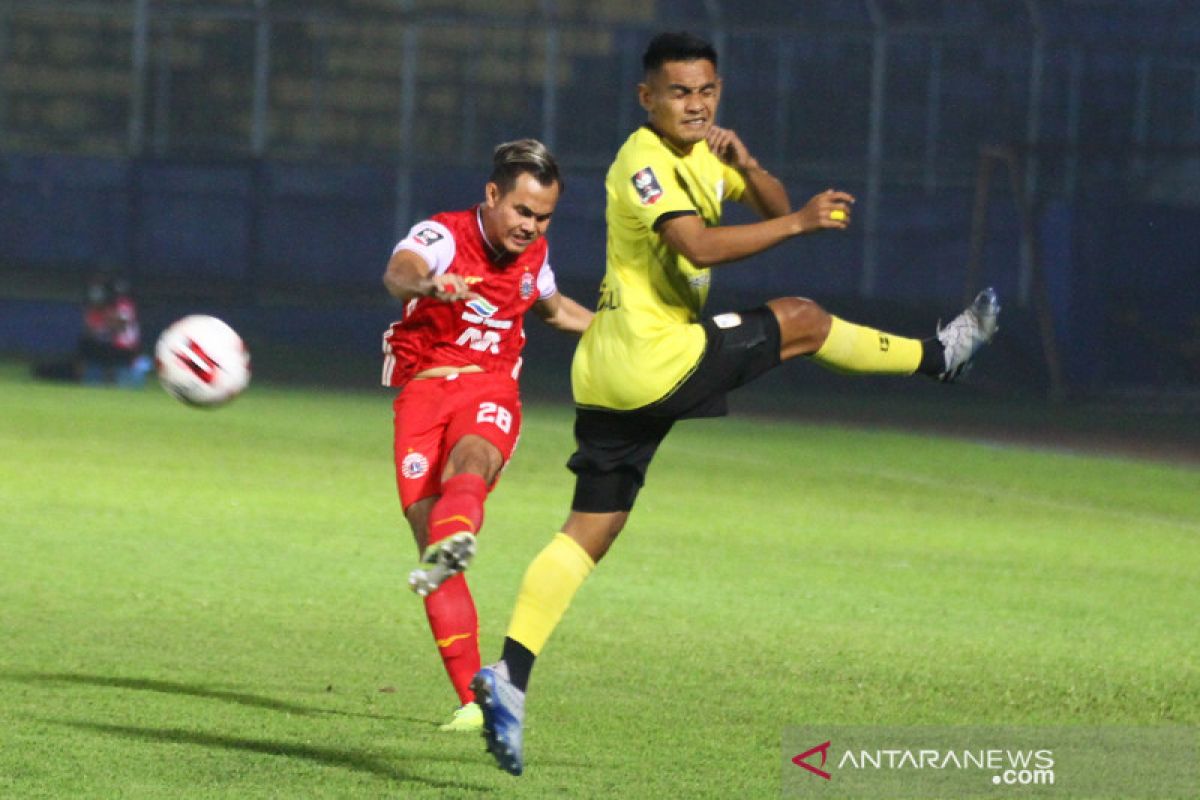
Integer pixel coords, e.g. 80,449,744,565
792,740,832,780
174,338,221,384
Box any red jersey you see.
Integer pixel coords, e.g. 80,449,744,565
83,295,141,352
381,206,559,387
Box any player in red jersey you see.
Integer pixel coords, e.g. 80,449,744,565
381,139,593,732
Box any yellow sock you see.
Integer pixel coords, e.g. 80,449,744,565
506,533,595,656
812,316,922,375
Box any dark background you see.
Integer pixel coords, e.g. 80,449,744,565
2,1,1198,448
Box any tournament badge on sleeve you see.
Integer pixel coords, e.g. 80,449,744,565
632,167,663,205
414,227,444,246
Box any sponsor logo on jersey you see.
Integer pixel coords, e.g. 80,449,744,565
519,271,535,300
463,276,483,285
466,297,498,318
413,227,444,246
462,312,512,329
401,451,429,479
632,167,663,205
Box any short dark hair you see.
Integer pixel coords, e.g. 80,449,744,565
642,31,718,74
489,138,562,195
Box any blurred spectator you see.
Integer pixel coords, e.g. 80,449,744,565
32,274,151,387
78,274,149,386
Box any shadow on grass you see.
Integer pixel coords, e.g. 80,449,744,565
49,719,495,792
0,671,404,722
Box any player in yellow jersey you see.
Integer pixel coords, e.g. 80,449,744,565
473,31,1000,775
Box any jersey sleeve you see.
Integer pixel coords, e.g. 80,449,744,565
722,162,747,202
536,251,558,299
393,219,456,275
620,147,699,231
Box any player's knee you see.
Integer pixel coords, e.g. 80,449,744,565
562,511,627,563
769,297,831,358
445,435,503,481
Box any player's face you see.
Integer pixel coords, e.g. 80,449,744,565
482,172,560,256
639,58,721,151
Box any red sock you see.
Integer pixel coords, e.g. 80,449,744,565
423,472,489,704
423,573,480,704
427,473,487,546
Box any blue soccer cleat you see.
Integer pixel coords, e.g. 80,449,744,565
471,662,526,776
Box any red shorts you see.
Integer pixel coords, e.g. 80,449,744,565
392,372,522,509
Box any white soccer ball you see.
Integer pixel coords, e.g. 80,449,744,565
154,315,251,407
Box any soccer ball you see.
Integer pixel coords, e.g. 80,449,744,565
155,315,251,407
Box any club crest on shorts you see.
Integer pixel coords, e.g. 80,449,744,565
632,167,663,205
401,451,429,479
413,227,444,246
520,271,535,300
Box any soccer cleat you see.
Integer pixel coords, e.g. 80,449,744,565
408,531,477,597
937,287,1000,383
438,701,484,732
472,662,526,776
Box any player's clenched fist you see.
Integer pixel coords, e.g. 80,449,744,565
796,188,856,232
424,274,477,302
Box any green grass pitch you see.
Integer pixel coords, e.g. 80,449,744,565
0,363,1196,798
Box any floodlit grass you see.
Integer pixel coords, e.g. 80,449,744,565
1,363,1196,798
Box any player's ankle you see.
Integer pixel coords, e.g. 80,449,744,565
500,638,536,692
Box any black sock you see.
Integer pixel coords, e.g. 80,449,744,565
501,637,536,692
916,337,945,377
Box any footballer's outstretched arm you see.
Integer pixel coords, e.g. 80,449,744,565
383,249,476,303
658,188,856,268
738,165,791,221
534,293,593,335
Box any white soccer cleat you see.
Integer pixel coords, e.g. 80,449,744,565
937,287,1000,383
408,531,477,597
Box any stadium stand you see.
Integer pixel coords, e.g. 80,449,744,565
2,1,1199,396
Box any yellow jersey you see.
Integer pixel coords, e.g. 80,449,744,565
572,126,746,410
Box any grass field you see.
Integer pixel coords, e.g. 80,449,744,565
1,362,1197,798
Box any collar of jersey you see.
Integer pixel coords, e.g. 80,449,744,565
474,205,513,264
642,123,706,159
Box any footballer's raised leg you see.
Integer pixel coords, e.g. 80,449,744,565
803,288,999,382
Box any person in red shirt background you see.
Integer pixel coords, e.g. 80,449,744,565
78,275,145,384
381,139,592,731
32,274,148,386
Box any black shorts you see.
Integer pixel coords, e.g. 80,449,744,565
567,306,782,513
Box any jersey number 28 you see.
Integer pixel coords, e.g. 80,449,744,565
476,402,513,433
